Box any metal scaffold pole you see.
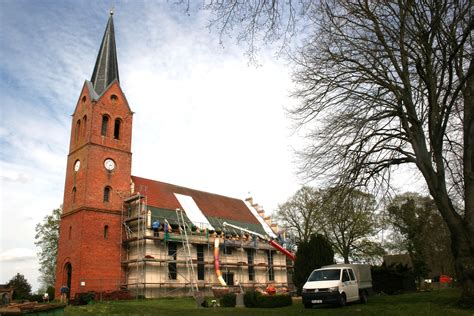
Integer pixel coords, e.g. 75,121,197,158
176,208,199,297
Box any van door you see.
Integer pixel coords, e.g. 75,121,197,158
341,269,358,301
346,269,359,301
340,269,351,300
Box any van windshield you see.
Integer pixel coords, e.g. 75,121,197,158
307,269,341,281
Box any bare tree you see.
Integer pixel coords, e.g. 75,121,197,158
206,0,314,63
321,187,383,264
204,0,473,305
291,1,473,305
275,186,323,244
275,186,382,263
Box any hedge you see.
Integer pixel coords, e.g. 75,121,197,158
220,293,236,307
244,291,292,308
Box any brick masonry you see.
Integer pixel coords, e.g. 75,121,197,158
55,81,133,298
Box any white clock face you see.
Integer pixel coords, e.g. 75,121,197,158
74,160,80,172
104,159,116,171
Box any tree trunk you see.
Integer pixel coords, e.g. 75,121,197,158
458,53,474,307
343,250,350,264
450,227,474,307
418,162,474,306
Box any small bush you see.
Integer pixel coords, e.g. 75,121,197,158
220,293,236,307
73,292,95,305
29,294,43,302
200,296,217,307
244,291,292,308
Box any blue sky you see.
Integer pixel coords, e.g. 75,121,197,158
0,1,303,290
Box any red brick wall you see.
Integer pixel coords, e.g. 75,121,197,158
55,211,123,297
56,81,132,298
63,82,133,214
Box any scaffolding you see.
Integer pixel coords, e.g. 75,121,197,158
122,193,147,298
121,193,293,297
176,208,199,297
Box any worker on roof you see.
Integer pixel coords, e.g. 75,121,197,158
152,219,160,236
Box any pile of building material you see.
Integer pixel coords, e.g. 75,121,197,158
0,302,65,315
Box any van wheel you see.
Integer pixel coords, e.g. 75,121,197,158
338,293,346,307
304,303,312,309
359,290,368,304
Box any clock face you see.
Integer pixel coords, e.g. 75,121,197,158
104,159,116,171
74,160,80,172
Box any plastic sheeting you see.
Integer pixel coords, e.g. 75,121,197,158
244,201,277,238
174,193,215,230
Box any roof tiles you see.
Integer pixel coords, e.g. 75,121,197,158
131,176,260,225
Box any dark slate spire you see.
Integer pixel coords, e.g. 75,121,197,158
90,10,119,95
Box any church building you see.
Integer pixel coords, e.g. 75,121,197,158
54,12,293,299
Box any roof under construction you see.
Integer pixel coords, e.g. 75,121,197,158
131,175,276,237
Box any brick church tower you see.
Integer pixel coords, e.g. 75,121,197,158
55,12,132,298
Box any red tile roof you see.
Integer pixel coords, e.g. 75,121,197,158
131,176,260,225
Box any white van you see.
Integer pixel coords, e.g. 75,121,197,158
302,264,372,308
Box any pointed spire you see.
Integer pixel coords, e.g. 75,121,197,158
90,11,119,95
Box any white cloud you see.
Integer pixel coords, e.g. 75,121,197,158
0,248,37,262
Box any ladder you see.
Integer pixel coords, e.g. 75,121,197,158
176,208,199,296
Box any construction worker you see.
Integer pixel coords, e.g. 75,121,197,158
152,219,160,236
60,285,69,304
266,284,276,295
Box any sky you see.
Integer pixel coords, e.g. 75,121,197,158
0,1,426,291
0,1,304,291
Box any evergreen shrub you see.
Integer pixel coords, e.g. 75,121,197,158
293,234,334,295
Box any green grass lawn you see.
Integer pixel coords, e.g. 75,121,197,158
64,289,473,315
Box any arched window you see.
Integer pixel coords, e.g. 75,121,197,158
64,262,72,293
82,115,87,137
72,187,76,204
101,115,109,136
114,119,121,139
81,96,86,104
68,226,72,240
104,225,109,239
75,120,81,143
103,186,111,202
110,94,118,103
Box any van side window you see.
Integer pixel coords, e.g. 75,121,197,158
348,269,356,280
342,269,350,282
